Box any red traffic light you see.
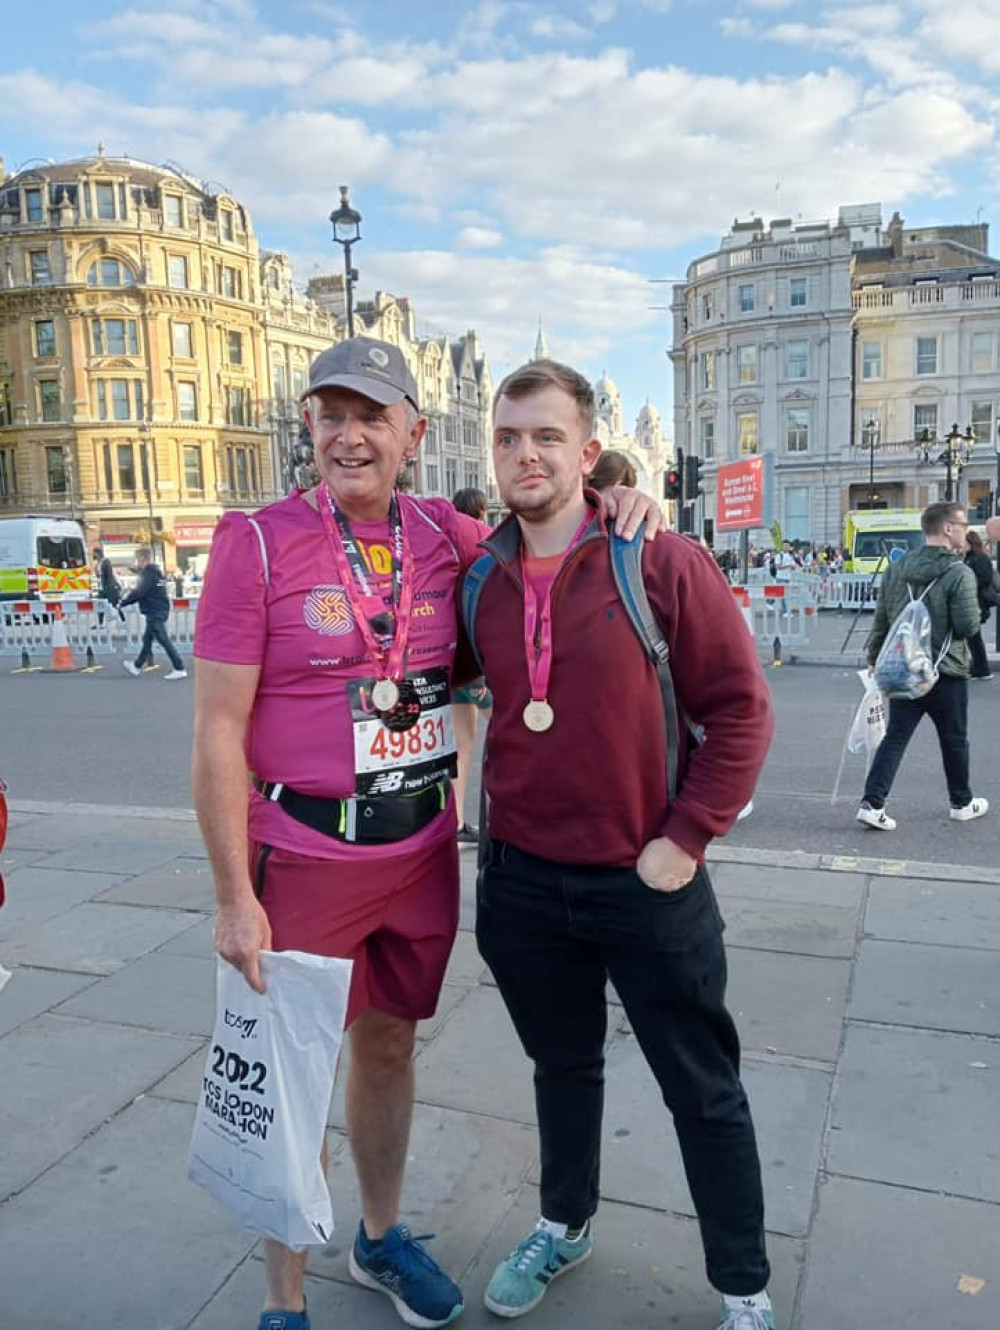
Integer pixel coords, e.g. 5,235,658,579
664,468,682,500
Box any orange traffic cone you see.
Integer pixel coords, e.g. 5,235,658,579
49,605,76,671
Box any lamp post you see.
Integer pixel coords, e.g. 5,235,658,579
916,422,975,502
866,418,881,508
139,422,157,565
330,185,362,338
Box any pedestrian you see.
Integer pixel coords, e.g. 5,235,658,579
586,448,636,492
92,545,124,624
450,487,492,844
120,547,187,679
856,501,986,830
190,336,667,1330
964,528,995,680
465,359,777,1330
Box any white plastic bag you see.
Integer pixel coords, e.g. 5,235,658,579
188,949,352,1250
873,579,950,699
847,670,887,756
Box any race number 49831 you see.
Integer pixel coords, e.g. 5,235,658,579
368,714,448,762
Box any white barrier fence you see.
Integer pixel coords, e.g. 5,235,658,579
731,582,814,648
1,598,200,660
741,570,881,611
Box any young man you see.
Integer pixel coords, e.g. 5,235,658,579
857,500,986,830
121,547,186,679
466,360,776,1330
192,338,660,1330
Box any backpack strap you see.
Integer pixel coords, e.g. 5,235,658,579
459,551,496,676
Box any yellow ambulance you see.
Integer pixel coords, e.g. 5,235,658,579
0,516,91,601
843,510,924,575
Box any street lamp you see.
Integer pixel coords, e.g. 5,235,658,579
916,422,975,502
139,422,158,565
330,185,362,338
864,417,881,508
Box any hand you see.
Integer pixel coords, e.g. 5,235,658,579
214,896,272,994
636,836,697,893
604,486,664,540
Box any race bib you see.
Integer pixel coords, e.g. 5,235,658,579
347,667,457,796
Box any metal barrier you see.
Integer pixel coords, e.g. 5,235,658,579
731,583,814,648
1,598,201,660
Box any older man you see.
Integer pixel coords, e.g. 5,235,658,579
192,337,658,1330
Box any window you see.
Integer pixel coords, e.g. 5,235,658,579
164,194,184,227
699,416,715,459
35,320,55,357
39,380,61,422
737,410,759,455
700,351,716,391
789,277,807,308
784,486,810,542
786,408,809,453
786,341,809,380
117,443,137,491
702,292,713,321
235,448,250,493
291,366,308,399
221,266,239,299
914,403,938,439
862,341,882,380
168,255,188,289
102,442,114,494
24,187,43,222
445,458,458,494
29,250,51,285
738,284,754,312
971,401,993,443
272,363,287,399
177,381,198,421
173,323,193,358
0,448,16,498
425,463,439,494
184,445,204,492
228,330,243,365
95,183,116,220
221,210,234,242
91,318,139,356
971,332,993,373
737,345,758,384
97,378,143,421
226,386,248,426
916,336,938,375
46,446,67,494
87,257,133,287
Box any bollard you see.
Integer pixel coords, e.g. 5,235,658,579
772,635,782,666
82,644,103,673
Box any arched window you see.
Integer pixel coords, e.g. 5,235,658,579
87,258,135,288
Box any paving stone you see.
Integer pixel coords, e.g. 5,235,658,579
851,939,1000,1036
592,1040,830,1239
442,928,489,987
459,1187,804,1329
415,980,470,1044
0,900,197,974
798,1176,1000,1328
0,864,128,937
0,1014,197,1198
148,1043,209,1105
187,1264,369,1330
308,1101,537,1287
3,812,117,853
158,914,216,958
829,1025,1000,1201
97,858,217,911
726,947,850,1062
865,877,1000,950
0,965,98,1038
0,1096,258,1330
55,951,216,1036
711,862,867,908
41,833,201,875
722,897,859,958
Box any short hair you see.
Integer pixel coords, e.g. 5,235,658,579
92,546,103,558
136,546,152,561
452,487,488,520
587,450,636,492
921,501,964,535
493,359,595,436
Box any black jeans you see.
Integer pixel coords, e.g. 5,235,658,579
968,626,991,678
476,841,769,1297
863,672,971,808
135,616,183,671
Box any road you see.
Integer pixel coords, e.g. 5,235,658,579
3,648,998,868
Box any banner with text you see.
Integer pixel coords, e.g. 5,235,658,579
716,455,774,532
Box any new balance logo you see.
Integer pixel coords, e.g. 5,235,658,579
368,771,405,794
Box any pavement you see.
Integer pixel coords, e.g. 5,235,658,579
784,605,1000,669
2,802,999,1329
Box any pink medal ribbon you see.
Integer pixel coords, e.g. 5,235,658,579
520,513,592,733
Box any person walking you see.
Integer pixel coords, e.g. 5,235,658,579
465,359,777,1330
121,547,187,680
856,501,986,830
964,528,995,680
93,545,124,624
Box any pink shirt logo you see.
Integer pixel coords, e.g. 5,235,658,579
303,585,355,637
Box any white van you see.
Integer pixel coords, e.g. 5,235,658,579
0,516,90,601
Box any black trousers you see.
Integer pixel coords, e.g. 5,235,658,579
476,841,770,1297
968,625,991,678
135,616,183,671
863,672,971,808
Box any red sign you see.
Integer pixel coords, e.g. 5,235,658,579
716,457,768,532
174,523,217,547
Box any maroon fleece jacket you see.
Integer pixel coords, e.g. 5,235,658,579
471,504,774,867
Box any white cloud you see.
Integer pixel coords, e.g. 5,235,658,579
457,226,504,248
530,14,590,40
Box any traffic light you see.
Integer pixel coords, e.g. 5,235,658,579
684,455,703,503
664,456,684,501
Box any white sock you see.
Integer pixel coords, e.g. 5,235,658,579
723,1291,772,1314
536,1217,568,1238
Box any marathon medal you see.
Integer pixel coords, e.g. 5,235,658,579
519,514,592,734
378,677,422,732
372,678,400,711
522,699,555,733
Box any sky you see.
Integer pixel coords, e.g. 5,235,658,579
2,0,1000,435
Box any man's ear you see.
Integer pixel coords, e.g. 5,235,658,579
405,415,428,461
582,437,602,474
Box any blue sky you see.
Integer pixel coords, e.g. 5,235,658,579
3,0,1000,433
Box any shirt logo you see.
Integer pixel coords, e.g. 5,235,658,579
303,585,354,636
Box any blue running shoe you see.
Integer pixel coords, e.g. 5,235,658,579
349,1221,464,1328
258,1306,309,1330
484,1221,593,1318
716,1299,775,1330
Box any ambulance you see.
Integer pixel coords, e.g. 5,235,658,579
843,510,924,575
0,516,91,601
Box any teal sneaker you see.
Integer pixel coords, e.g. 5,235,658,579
717,1299,775,1330
484,1221,593,1318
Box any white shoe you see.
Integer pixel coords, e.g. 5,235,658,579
950,797,988,822
856,802,896,831
736,800,754,822
123,661,141,677
164,669,188,681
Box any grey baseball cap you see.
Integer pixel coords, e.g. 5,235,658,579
301,337,420,410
